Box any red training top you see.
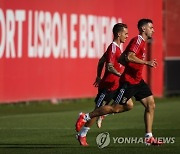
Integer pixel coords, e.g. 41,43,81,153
99,42,124,91
121,35,146,84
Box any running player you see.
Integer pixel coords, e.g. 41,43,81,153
75,19,163,146
76,23,134,146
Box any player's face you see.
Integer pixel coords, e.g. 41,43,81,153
119,28,128,43
144,23,154,39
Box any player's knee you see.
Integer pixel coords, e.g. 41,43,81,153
126,102,134,110
113,108,120,113
147,100,155,111
111,106,121,113
105,106,116,114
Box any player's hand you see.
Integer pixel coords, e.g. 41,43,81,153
146,59,158,68
93,77,101,87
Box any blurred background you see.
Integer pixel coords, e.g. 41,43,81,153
0,0,180,104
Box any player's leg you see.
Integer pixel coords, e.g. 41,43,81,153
140,95,162,145
140,95,155,134
75,82,132,131
134,80,154,136
76,90,107,146
136,80,162,145
89,83,134,119
75,103,126,134
76,100,132,146
88,103,121,118
75,83,134,133
77,102,133,133
77,117,97,141
96,99,134,128
76,99,134,146
123,98,134,111
96,90,116,128
96,90,134,128
83,90,107,128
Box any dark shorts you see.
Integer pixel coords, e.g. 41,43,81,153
115,80,153,105
95,89,118,108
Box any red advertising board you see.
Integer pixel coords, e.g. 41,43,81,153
0,0,163,102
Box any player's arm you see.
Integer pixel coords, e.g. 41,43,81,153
127,52,157,68
93,55,106,87
106,63,121,77
118,51,127,66
97,55,105,78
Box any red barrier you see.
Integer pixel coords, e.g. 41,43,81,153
0,0,163,102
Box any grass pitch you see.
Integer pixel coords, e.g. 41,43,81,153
0,97,179,154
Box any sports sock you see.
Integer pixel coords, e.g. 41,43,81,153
79,127,90,137
145,132,153,138
84,113,91,121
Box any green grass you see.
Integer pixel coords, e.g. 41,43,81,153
0,97,180,154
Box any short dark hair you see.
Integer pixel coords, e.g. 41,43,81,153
137,19,153,31
113,23,127,37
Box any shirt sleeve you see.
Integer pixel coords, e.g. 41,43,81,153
129,37,141,54
106,44,116,64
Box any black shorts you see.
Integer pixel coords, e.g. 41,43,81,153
115,80,153,105
95,89,118,107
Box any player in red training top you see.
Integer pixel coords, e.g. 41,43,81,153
75,19,163,146
94,42,126,128
120,35,147,84
75,23,134,146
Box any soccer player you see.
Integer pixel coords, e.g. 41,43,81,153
93,52,116,129
76,23,134,146
76,19,163,146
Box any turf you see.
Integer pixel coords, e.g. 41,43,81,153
0,97,179,154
